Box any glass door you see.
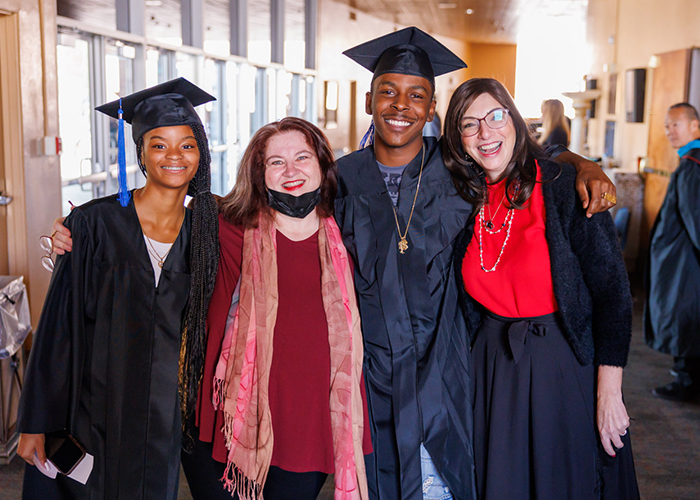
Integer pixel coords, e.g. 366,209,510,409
204,58,228,195
56,31,95,214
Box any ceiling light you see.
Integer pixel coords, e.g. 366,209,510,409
465,8,474,15
145,0,163,6
438,2,458,9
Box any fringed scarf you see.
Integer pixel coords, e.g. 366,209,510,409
213,214,368,500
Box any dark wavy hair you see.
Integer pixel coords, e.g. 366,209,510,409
443,78,544,210
219,117,337,227
137,122,219,451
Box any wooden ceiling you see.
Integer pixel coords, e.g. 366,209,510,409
336,0,588,44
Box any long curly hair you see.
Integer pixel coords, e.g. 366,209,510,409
442,78,544,211
137,122,219,450
218,117,337,227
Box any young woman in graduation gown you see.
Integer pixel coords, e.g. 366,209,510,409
442,78,639,499
180,117,370,500
16,78,219,500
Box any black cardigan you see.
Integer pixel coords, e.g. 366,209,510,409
455,159,632,367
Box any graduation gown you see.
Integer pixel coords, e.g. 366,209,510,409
644,147,700,357
17,194,191,500
335,137,476,500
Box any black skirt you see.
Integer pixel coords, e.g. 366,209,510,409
471,311,639,500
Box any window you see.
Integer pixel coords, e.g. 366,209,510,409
204,58,228,195
146,48,176,87
57,32,95,214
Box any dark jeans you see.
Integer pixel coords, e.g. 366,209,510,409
673,356,700,386
180,428,328,500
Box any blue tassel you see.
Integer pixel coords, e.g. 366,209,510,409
117,98,131,207
359,120,375,149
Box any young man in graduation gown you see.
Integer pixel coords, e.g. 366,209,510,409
645,102,700,402
336,27,619,500
16,79,219,499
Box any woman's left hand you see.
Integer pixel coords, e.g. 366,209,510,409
597,365,630,457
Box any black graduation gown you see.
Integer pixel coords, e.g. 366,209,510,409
335,137,477,500
644,148,700,357
17,194,191,500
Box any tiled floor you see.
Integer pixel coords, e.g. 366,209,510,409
1,289,698,499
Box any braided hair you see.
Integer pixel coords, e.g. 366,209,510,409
137,123,219,450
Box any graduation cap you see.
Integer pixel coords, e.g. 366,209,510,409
342,26,467,87
96,77,215,207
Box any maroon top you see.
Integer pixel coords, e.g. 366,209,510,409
197,214,371,469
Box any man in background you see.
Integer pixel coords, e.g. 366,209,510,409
645,102,700,402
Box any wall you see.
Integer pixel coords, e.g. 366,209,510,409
465,42,517,97
0,0,61,331
316,0,470,153
586,0,700,171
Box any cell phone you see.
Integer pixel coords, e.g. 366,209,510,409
45,431,86,475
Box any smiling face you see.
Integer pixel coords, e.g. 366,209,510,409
460,93,516,183
664,107,700,149
264,130,322,196
141,125,199,189
366,72,436,166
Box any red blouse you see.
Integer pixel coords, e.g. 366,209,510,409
462,164,558,317
197,214,371,470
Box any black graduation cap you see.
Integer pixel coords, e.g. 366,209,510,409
342,26,467,86
95,78,215,207
96,77,215,142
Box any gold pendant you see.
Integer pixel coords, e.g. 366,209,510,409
398,237,409,254
158,261,164,268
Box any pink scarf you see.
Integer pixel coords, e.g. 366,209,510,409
213,215,367,500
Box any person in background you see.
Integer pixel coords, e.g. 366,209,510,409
17,78,219,500
538,98,570,148
443,77,639,499
645,102,700,402
337,27,619,500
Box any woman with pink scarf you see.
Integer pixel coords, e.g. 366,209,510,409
181,117,371,500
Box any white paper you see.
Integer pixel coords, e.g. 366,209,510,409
33,451,94,484
33,452,58,479
66,452,94,484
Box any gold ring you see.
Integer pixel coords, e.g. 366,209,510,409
601,192,617,204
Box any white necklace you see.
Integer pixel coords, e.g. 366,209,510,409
477,205,515,273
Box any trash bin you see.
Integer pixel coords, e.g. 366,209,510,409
0,276,32,464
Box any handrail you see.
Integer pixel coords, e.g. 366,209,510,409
641,166,672,178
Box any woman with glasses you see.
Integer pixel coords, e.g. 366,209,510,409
17,78,219,500
442,78,639,499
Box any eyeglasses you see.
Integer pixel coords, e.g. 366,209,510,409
40,235,55,273
459,108,510,137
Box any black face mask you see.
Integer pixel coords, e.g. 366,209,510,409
267,187,322,219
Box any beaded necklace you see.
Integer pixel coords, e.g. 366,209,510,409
477,180,519,273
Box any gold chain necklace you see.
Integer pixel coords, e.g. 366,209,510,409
484,191,507,230
391,146,426,254
143,210,185,268
145,235,172,268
